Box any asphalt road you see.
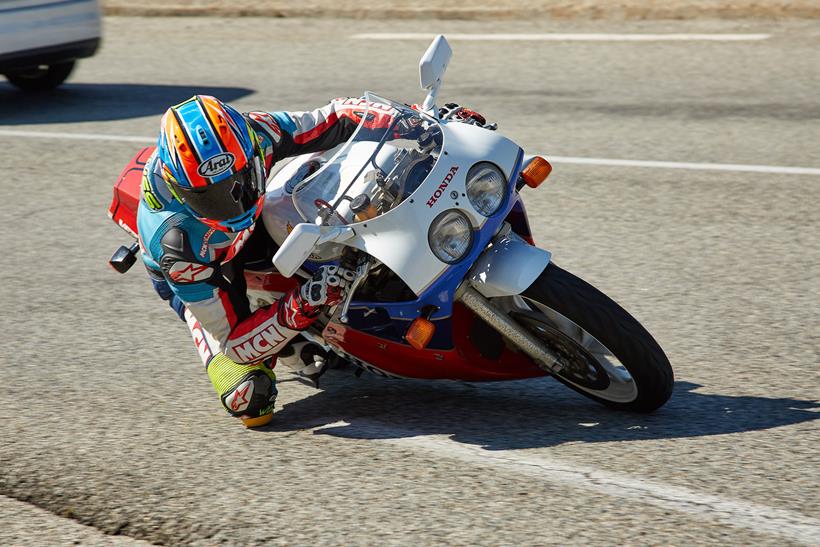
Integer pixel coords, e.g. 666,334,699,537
0,16,818,546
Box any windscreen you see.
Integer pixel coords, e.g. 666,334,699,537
292,93,442,226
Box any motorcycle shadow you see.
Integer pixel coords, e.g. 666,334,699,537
264,372,818,450
0,83,254,125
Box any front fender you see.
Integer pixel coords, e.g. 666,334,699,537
467,232,551,298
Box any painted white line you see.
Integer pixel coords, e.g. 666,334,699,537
315,419,820,545
353,33,772,42
1,128,817,176
548,155,820,176
0,128,154,143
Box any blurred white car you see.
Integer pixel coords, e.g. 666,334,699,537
0,0,101,91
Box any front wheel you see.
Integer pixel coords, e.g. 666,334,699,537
516,263,673,412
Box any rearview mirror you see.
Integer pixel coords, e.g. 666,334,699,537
419,35,452,111
272,223,321,277
272,223,357,277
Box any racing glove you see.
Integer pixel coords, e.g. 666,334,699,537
439,103,494,129
297,265,355,316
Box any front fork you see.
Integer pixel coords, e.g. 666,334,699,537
456,285,564,374
455,225,565,373
319,225,565,374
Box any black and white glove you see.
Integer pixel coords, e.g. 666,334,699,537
298,265,356,314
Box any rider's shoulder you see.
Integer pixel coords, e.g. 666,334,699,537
159,219,231,262
155,222,224,284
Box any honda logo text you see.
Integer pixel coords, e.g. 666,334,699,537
427,166,459,207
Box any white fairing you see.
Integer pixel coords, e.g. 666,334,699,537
263,120,521,295
262,154,325,249
468,232,552,298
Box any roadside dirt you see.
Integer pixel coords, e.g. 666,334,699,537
101,0,820,20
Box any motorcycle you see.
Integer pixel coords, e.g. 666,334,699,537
108,35,673,412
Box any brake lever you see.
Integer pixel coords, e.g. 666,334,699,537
338,260,370,324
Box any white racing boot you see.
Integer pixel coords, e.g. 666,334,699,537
276,339,328,387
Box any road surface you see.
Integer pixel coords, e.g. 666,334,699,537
0,16,818,546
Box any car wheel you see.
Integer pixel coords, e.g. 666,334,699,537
5,60,76,91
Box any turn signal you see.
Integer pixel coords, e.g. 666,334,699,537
405,317,436,350
521,156,552,188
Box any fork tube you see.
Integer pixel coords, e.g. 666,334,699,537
457,286,564,374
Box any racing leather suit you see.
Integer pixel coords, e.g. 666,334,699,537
137,98,396,423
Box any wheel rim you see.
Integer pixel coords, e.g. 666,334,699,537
496,296,639,403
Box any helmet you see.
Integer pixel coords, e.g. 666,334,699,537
158,95,265,232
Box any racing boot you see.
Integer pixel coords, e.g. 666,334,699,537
206,353,278,428
276,339,328,388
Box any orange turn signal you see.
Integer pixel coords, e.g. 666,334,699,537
521,156,552,188
405,317,436,350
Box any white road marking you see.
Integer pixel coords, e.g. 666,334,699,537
315,419,820,545
548,155,820,176
1,128,818,176
353,33,772,42
0,128,154,143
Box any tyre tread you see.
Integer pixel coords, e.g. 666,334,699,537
523,263,673,412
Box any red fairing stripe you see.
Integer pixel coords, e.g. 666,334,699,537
323,304,547,381
109,146,156,236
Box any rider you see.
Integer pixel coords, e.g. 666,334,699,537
138,95,486,427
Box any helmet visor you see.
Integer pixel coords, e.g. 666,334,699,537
175,162,264,221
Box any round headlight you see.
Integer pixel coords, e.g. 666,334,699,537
466,163,506,216
428,210,473,264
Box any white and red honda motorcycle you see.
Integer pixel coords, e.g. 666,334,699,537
110,36,673,412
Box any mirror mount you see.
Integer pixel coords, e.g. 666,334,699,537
419,35,452,117
272,223,356,278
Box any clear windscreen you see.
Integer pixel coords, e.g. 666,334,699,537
292,93,442,226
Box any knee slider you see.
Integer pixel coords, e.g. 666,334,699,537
207,355,278,427
221,371,277,418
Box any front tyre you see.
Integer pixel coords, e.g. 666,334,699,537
520,263,673,412
5,61,76,91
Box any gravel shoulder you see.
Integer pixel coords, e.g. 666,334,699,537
101,0,820,19
0,495,152,546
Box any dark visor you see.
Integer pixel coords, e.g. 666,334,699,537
177,163,262,221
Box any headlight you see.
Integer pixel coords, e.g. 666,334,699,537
428,210,474,264
466,162,506,216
